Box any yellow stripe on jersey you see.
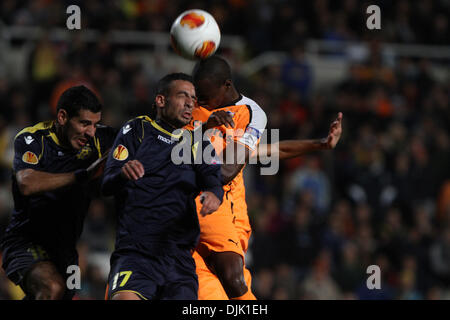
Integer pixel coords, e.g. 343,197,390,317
133,115,185,141
15,121,61,146
133,115,152,142
39,136,44,160
93,136,102,158
110,290,148,300
15,121,53,139
149,119,184,139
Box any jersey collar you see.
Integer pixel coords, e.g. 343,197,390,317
151,118,184,139
46,121,63,146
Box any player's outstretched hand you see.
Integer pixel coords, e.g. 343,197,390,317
199,191,221,216
325,112,343,149
205,110,235,129
121,160,145,181
87,149,111,180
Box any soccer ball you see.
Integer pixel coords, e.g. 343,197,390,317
170,9,221,60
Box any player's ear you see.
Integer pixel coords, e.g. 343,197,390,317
224,79,232,88
155,94,166,108
57,109,69,126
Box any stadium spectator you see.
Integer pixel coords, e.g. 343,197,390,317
0,0,449,300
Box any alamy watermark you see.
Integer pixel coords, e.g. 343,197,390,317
169,127,280,175
366,5,381,30
66,265,81,290
66,4,381,31
66,5,81,30
366,265,381,290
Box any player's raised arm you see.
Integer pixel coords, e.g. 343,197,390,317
16,151,111,197
13,132,95,196
204,110,235,129
256,112,343,161
16,170,80,196
220,142,249,185
222,104,267,184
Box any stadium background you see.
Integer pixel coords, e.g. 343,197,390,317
0,0,449,300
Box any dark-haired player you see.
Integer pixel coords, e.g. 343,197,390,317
102,73,223,300
0,85,117,300
188,56,343,300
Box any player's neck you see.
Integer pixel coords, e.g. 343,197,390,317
221,88,241,107
156,116,181,131
53,122,73,150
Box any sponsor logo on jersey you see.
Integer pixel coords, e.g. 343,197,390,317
22,151,38,164
113,144,129,161
158,135,174,145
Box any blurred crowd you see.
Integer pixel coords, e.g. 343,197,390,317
1,0,449,54
0,0,449,300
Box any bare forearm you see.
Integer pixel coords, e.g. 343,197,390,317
270,139,329,160
221,163,244,185
16,169,78,196
220,142,248,185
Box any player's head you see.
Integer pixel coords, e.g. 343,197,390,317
192,55,237,109
154,73,196,128
56,85,103,150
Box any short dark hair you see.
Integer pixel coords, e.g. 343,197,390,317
156,73,194,97
150,73,194,118
192,55,232,87
56,85,102,118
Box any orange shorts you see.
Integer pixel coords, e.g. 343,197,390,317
193,250,253,300
195,194,244,260
194,194,254,300
232,197,252,254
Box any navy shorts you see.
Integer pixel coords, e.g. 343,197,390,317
106,248,198,300
1,236,77,300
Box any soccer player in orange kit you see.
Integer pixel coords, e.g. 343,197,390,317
188,56,343,300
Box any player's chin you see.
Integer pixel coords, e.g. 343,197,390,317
72,138,87,150
180,115,192,125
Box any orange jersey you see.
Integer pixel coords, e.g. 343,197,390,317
186,95,267,253
187,94,266,300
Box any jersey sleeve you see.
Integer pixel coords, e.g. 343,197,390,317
13,133,44,172
101,119,143,196
235,103,267,151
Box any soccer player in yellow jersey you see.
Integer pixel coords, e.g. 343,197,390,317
188,56,343,300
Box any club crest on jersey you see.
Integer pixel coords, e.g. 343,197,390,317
113,145,129,161
22,151,38,164
76,145,92,160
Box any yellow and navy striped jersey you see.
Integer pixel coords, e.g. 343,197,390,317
102,116,223,254
1,121,117,252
